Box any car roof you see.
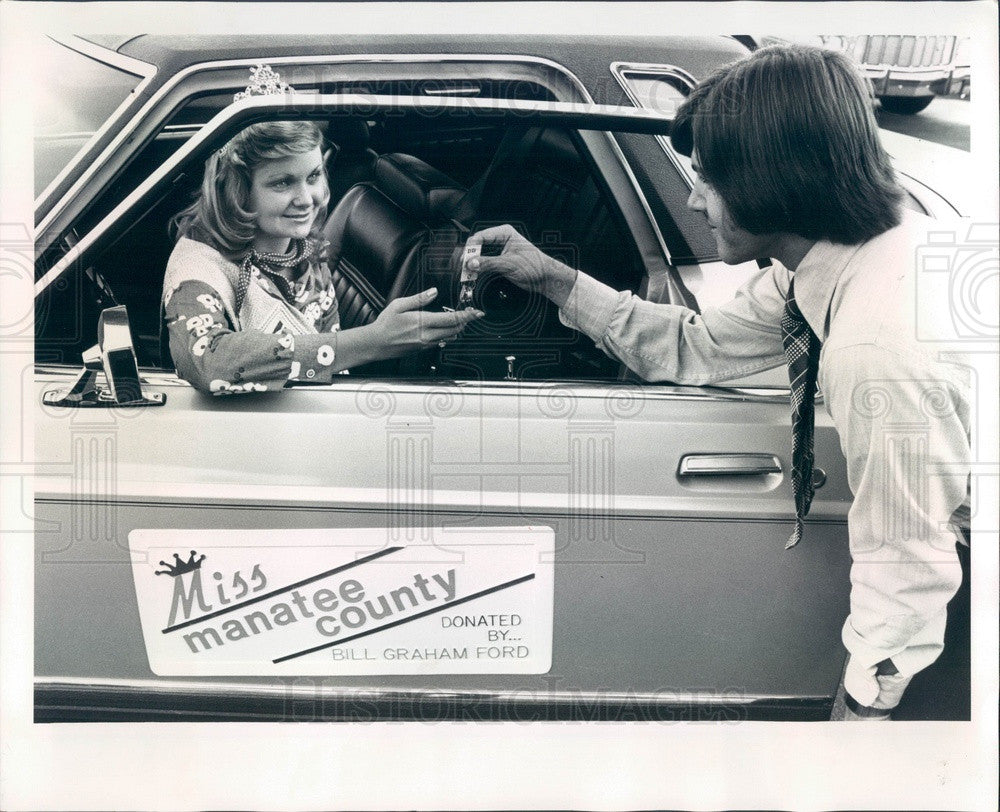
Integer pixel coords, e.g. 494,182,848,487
106,33,748,90
38,34,747,226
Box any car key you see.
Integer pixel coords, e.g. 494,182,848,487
457,242,481,310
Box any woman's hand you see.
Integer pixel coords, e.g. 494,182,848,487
370,288,483,358
465,224,578,308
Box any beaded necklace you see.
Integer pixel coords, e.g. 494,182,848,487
235,237,320,312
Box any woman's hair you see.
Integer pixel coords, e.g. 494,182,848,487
172,119,328,256
670,44,904,245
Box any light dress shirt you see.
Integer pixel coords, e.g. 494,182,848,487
558,209,971,707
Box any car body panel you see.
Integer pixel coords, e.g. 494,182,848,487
35,371,852,719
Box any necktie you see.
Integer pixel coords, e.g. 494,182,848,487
781,277,821,549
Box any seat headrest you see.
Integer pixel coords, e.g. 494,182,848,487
375,153,466,223
321,184,425,298
326,118,371,153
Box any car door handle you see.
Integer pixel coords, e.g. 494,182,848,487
677,453,782,477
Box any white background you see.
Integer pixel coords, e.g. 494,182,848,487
2,2,998,810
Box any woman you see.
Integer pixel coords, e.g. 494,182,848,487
163,119,481,394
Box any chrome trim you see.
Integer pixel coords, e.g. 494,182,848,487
610,60,697,93
421,85,481,96
36,366,790,403
36,52,591,240
36,92,673,297
33,488,851,522
678,453,782,477
34,36,157,210
160,124,201,135
35,676,815,707
610,61,697,188
34,131,101,142
48,33,156,77
597,130,675,267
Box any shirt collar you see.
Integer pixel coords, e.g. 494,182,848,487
789,238,865,341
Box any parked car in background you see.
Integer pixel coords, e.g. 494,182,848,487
738,34,971,114
33,33,961,723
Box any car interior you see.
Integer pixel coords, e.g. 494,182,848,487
36,103,649,384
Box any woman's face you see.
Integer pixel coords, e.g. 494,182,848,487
247,146,328,254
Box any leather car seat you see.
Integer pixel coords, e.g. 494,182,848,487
325,118,379,205
318,152,469,376
320,183,425,330
320,152,466,329
374,152,467,225
453,125,636,291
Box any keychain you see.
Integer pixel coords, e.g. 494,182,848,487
457,242,482,310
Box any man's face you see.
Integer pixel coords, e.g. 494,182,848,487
687,151,779,265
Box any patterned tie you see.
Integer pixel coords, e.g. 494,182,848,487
781,277,821,549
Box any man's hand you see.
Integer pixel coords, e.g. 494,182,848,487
465,225,578,308
370,288,483,358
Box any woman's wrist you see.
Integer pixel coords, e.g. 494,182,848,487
331,321,382,370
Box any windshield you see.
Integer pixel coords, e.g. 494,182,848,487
34,36,144,195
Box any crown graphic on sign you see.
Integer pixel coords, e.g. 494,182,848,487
155,550,206,577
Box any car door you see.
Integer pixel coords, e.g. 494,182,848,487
34,91,853,721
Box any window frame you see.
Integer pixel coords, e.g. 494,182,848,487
35,53,617,253
34,35,157,212
610,62,698,188
36,93,710,391
36,93,675,297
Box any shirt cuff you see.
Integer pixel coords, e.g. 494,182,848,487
557,272,624,344
843,655,915,711
841,607,948,706
288,331,341,382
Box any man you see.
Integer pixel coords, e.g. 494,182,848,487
465,44,971,720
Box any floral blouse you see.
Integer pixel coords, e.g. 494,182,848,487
164,259,346,395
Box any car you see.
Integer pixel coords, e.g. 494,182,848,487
737,34,971,115
827,34,970,115
32,33,962,723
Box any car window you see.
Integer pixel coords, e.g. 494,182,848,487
619,75,693,166
36,109,656,384
610,64,727,300
33,37,145,196
38,72,566,261
613,67,695,181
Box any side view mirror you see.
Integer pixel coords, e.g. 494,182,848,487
42,306,166,408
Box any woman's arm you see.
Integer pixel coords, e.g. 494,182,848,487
165,280,336,393
166,281,483,394
337,287,484,367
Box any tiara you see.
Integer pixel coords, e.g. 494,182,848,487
218,65,297,157
234,63,296,103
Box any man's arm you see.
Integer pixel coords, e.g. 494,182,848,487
467,224,789,384
823,343,970,708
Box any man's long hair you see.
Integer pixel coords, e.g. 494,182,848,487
671,44,904,245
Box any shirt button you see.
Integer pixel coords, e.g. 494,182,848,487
306,369,315,379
